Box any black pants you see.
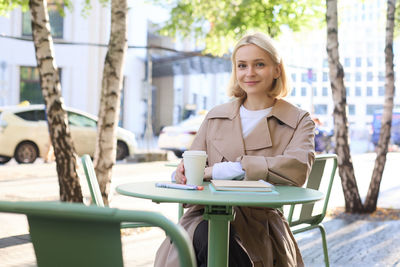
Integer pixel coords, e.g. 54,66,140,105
193,220,252,267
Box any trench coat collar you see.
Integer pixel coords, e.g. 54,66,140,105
207,98,298,129
206,98,299,161
268,99,299,129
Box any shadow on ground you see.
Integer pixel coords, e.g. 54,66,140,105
297,210,400,267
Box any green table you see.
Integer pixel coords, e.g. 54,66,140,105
116,181,324,267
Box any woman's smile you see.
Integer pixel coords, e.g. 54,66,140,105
245,81,260,86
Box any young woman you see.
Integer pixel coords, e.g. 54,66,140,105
155,32,315,267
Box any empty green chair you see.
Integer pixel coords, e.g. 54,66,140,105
81,154,149,228
0,201,197,267
286,154,337,267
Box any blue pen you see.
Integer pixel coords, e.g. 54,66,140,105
155,182,204,190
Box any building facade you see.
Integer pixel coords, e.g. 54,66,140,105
282,0,399,146
0,0,150,137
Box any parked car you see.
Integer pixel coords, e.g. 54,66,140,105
158,113,207,158
371,109,400,146
0,104,137,164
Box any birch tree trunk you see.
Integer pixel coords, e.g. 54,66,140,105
326,0,363,212
94,0,127,205
29,0,83,202
364,0,396,212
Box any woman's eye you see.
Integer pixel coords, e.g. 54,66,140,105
256,62,265,67
237,63,246,69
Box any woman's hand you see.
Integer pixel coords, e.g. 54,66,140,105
175,161,187,184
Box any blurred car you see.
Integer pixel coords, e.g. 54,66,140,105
0,104,137,164
158,113,206,158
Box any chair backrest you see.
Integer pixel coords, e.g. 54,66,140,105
287,154,337,226
0,201,197,267
81,154,104,207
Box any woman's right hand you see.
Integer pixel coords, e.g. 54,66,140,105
175,161,187,184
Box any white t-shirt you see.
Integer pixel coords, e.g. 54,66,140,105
240,105,272,138
211,104,273,180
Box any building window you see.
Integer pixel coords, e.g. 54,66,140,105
378,86,385,96
367,58,373,67
301,73,308,82
323,59,328,68
344,58,351,67
22,2,64,39
366,86,373,96
203,96,207,109
20,66,62,104
314,104,328,115
192,93,197,105
355,72,362,82
355,86,362,96
348,104,356,115
345,72,350,82
20,66,42,104
355,57,362,67
291,73,296,82
346,87,350,96
291,87,296,96
366,104,383,115
301,87,307,96
322,87,328,96
366,72,373,81
323,72,328,82
313,87,317,96
378,72,385,81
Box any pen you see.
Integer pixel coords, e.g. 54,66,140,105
155,182,204,191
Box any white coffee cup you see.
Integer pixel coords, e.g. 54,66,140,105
183,150,207,186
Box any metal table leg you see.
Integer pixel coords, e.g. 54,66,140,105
203,205,234,267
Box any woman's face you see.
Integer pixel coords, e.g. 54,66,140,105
235,44,280,98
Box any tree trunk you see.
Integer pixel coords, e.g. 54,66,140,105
326,0,363,212
364,0,396,212
29,0,83,202
94,0,127,205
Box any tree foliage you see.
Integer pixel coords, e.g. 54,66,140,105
0,0,108,17
154,0,324,55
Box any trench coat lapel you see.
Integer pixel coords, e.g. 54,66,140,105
244,117,272,150
212,116,245,162
208,100,245,162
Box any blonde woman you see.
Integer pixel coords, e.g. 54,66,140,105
155,32,315,267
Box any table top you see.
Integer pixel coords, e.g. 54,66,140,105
116,181,324,208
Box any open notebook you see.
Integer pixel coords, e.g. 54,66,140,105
210,179,274,192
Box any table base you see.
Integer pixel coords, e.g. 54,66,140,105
203,205,234,267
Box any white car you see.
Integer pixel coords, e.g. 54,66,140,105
158,114,206,158
0,104,137,164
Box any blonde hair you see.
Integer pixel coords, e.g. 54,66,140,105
227,32,289,101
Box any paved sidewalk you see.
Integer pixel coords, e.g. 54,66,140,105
1,153,400,266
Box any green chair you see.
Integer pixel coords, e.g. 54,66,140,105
286,154,337,267
0,201,196,267
81,154,149,228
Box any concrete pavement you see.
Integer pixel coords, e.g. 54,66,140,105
1,153,400,266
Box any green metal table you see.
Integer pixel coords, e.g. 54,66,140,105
116,181,324,267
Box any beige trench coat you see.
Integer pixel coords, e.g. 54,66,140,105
154,98,315,267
